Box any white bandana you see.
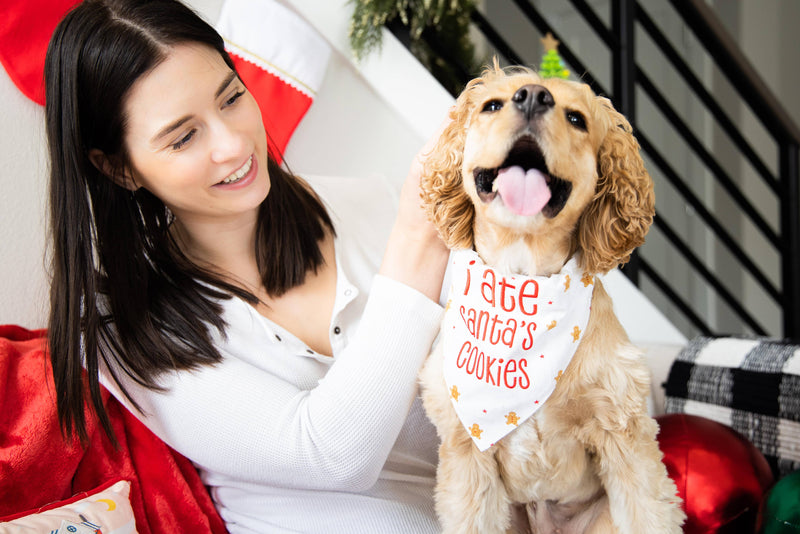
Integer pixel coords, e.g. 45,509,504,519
442,249,594,451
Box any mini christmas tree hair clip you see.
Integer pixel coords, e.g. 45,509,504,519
538,32,570,80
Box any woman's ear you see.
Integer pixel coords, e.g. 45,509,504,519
88,149,139,191
577,99,655,274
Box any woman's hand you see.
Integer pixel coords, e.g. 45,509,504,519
379,114,453,302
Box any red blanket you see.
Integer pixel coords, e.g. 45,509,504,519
0,324,228,533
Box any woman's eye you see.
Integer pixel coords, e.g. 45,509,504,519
482,100,503,113
566,111,587,130
224,90,245,107
171,129,196,150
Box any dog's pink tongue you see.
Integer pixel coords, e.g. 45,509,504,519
495,166,552,216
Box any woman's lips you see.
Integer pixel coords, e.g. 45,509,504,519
214,155,256,189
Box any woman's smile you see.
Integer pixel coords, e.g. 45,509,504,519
216,154,255,187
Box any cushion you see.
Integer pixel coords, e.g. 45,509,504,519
0,480,136,533
664,335,800,478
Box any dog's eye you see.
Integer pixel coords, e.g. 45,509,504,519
566,111,587,131
482,100,504,113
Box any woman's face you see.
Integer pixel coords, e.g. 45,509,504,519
121,43,270,228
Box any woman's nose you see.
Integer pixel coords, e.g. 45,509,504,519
209,120,246,163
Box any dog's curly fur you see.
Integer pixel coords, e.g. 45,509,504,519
419,64,686,533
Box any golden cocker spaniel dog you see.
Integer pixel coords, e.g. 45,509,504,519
418,64,685,533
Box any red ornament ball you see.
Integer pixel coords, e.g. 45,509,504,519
655,413,774,533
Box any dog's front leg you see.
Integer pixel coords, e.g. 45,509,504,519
436,434,512,534
587,414,685,534
421,346,513,533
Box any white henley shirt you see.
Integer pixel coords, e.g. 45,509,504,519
99,174,445,533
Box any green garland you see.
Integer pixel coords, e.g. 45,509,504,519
348,0,478,95
348,0,472,61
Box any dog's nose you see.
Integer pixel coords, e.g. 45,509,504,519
512,85,554,119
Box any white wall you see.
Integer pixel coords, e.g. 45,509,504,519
0,0,686,350
0,64,49,328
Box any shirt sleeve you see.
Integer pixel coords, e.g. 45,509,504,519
100,274,444,492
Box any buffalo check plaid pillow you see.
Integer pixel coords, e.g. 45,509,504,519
664,336,800,478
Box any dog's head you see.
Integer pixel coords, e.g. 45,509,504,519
421,63,654,274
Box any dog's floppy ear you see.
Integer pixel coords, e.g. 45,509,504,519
420,86,477,250
577,97,655,274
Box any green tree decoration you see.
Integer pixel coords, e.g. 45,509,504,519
538,32,570,79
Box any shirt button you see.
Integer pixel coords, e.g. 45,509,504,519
344,289,353,297
306,349,314,355
333,326,341,335
275,334,282,342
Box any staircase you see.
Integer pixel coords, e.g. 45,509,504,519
387,0,800,340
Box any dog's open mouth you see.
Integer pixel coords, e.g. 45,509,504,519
473,137,572,218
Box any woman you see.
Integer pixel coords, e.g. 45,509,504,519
45,0,449,532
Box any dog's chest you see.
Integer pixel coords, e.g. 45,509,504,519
498,401,601,499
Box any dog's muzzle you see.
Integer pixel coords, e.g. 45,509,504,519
473,136,572,218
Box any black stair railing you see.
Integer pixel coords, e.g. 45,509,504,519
664,0,800,340
390,0,800,340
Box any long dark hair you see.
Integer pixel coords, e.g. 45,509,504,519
45,0,333,444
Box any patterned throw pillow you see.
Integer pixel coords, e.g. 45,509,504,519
664,336,800,478
0,480,136,533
